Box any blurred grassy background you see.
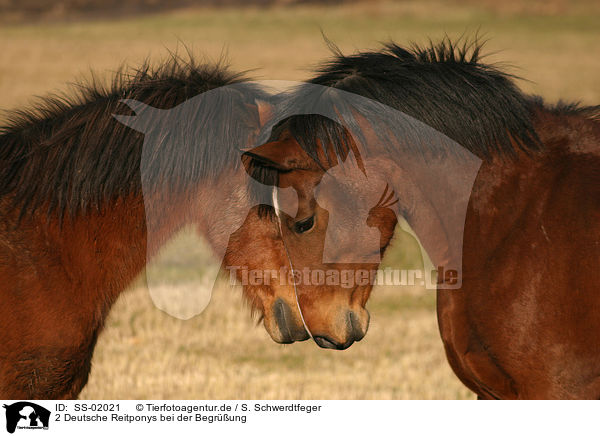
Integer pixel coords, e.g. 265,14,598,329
0,0,598,399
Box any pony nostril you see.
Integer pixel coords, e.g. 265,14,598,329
272,298,309,343
347,310,368,342
273,298,294,344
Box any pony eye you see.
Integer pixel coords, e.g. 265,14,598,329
294,216,315,234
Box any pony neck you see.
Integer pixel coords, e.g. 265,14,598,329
144,168,250,260
381,152,481,279
31,168,248,306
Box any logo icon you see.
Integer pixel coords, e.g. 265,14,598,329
3,402,50,433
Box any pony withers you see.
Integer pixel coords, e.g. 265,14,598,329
0,56,307,399
241,38,600,398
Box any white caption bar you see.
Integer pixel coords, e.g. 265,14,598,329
1,400,595,436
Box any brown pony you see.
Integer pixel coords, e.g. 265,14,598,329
242,39,600,399
0,57,300,399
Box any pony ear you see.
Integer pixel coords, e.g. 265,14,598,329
242,138,312,171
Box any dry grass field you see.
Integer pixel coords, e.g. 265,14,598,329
0,0,598,399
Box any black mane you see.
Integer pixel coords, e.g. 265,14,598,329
265,38,545,166
528,95,600,121
0,55,268,220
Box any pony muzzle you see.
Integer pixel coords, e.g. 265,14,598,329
312,308,370,350
270,298,310,344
